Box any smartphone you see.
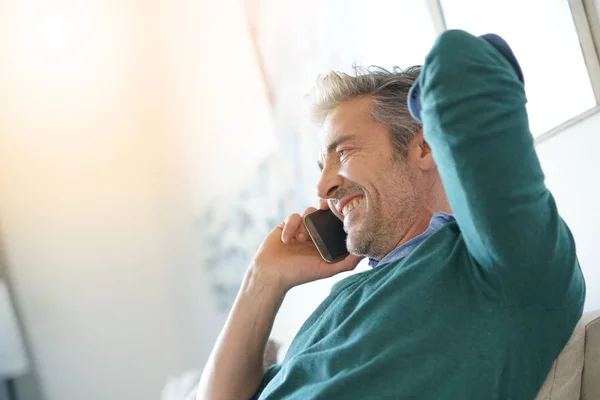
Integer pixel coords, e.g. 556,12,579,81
303,209,349,263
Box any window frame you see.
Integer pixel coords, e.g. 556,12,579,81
426,0,600,143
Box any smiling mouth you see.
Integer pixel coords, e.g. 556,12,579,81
342,197,364,217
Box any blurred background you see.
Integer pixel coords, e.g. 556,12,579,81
1,0,600,399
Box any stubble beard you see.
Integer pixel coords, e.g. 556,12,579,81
347,165,419,260
346,201,387,259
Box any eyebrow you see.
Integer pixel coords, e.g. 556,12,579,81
317,134,358,171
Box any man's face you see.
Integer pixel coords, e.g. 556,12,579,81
317,96,420,260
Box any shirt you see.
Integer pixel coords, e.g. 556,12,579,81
368,212,455,268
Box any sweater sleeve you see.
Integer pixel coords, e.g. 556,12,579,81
419,30,585,308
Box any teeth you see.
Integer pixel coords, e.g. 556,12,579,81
342,197,363,216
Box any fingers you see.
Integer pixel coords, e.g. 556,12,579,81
303,207,318,217
331,254,363,274
280,207,318,244
281,213,302,244
299,207,318,242
318,199,329,210
314,254,363,280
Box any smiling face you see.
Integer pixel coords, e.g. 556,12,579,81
317,96,421,260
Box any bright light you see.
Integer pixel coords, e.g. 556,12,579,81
4,1,124,93
0,0,142,153
29,9,91,71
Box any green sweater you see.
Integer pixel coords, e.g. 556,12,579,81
256,30,585,399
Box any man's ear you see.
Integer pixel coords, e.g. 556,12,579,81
414,130,436,172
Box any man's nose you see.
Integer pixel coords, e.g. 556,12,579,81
316,165,344,199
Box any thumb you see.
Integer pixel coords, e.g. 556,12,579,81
317,199,329,210
330,254,363,274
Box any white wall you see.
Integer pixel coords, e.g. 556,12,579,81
0,0,275,399
0,2,183,399
158,0,277,372
536,112,600,312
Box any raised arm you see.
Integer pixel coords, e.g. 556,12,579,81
417,30,584,308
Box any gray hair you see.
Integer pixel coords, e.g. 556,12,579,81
311,66,422,155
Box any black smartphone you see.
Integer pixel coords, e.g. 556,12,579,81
303,209,349,263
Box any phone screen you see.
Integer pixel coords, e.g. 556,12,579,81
304,209,349,263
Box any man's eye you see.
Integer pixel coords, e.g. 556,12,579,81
337,149,348,158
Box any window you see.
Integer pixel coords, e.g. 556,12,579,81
250,0,600,142
440,0,596,135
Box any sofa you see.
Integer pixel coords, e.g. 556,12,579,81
536,310,600,399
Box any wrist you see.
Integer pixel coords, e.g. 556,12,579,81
243,263,289,300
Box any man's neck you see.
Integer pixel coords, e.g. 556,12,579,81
393,176,451,251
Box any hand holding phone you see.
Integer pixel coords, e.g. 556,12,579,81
252,207,359,292
303,209,350,263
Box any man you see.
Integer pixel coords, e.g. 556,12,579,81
198,30,585,399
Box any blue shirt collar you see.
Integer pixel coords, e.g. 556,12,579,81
368,212,455,268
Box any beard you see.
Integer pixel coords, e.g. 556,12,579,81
346,201,388,259
345,162,419,260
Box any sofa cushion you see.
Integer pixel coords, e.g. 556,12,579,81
535,316,586,400
581,310,600,400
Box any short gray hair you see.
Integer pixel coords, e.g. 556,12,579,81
311,66,422,155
